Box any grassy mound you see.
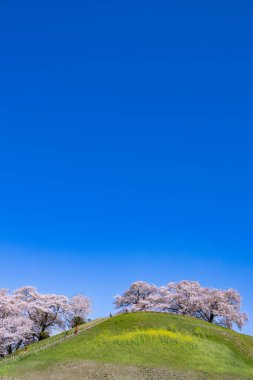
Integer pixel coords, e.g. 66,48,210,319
0,312,253,380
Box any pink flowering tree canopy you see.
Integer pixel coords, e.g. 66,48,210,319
114,281,159,312
114,280,248,329
0,286,91,356
157,281,248,329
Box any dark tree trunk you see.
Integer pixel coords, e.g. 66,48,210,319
15,340,23,351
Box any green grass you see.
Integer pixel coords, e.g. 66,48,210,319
1,312,253,379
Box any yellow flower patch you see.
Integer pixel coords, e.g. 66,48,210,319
107,329,195,343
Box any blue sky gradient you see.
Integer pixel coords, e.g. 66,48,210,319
1,0,253,333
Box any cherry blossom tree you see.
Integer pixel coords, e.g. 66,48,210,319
70,295,91,319
0,315,34,356
14,287,70,340
201,286,248,328
68,295,91,327
0,286,91,356
156,281,248,329
0,289,34,356
114,281,159,312
155,281,203,315
114,280,248,330
14,287,91,340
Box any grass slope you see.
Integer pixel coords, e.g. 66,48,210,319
1,312,253,380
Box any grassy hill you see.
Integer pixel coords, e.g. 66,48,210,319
0,312,253,380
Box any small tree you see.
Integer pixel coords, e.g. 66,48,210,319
38,331,50,340
67,294,91,329
70,316,85,328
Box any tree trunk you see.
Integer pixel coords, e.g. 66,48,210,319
15,340,23,351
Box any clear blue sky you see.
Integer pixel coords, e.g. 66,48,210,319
1,0,253,333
